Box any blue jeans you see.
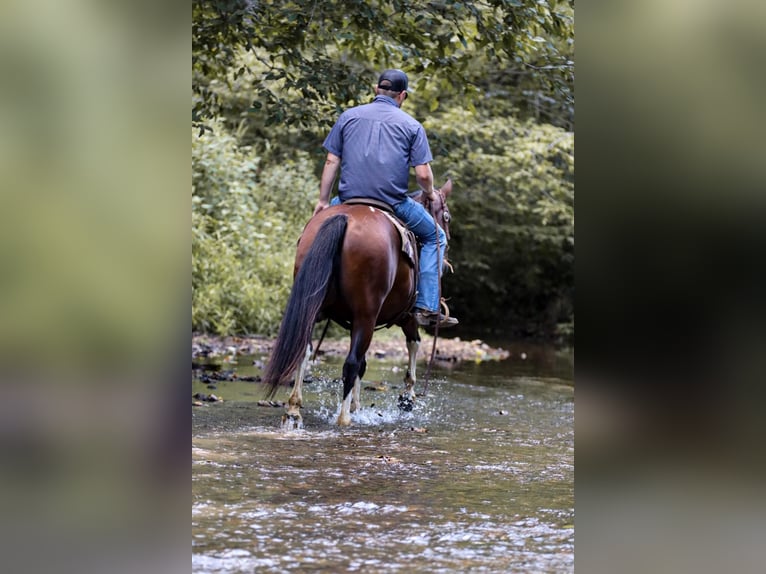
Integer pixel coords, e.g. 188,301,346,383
331,196,446,312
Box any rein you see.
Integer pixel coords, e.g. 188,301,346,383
421,188,446,396
310,318,331,361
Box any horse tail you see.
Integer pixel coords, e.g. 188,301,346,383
262,214,348,399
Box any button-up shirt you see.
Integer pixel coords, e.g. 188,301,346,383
323,95,433,207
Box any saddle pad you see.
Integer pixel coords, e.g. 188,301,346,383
379,209,417,268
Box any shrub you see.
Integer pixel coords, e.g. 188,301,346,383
192,122,317,335
427,110,574,339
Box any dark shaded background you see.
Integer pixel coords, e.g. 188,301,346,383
576,1,766,571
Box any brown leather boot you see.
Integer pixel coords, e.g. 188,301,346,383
413,308,459,328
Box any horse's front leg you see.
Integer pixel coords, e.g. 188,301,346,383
282,344,311,430
349,357,366,414
349,376,361,413
398,338,419,412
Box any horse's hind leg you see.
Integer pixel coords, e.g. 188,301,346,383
398,317,420,411
350,357,366,414
338,323,374,426
282,344,311,430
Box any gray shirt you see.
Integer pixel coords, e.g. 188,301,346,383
323,95,433,207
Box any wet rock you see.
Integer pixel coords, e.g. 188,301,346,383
193,333,511,365
192,334,274,360
193,393,222,403
194,369,261,383
364,383,388,392
257,400,285,408
191,343,214,358
377,455,401,464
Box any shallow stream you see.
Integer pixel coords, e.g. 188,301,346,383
192,344,573,572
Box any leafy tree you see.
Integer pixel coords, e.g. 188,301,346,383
428,110,573,339
192,122,317,335
193,0,573,132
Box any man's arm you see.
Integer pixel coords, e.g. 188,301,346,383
314,152,341,216
414,163,436,201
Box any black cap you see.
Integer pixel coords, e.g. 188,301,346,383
377,69,410,92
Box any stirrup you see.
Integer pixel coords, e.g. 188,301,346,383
413,302,459,328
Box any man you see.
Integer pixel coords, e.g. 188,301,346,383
313,69,458,328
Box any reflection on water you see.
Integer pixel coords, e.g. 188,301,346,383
192,346,573,573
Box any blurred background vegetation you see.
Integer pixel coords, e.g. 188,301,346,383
192,0,574,342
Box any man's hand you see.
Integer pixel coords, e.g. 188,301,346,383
313,199,330,217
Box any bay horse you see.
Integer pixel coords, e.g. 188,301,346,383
261,180,453,428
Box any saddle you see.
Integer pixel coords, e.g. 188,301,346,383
343,199,418,269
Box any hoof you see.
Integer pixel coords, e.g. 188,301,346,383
281,413,303,431
397,394,415,412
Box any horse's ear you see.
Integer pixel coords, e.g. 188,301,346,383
440,179,452,198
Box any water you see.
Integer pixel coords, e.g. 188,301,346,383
192,344,573,573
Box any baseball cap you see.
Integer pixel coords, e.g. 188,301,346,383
377,69,411,92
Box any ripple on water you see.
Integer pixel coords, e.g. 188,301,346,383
192,549,279,572
304,501,410,516
192,493,573,571
193,351,573,573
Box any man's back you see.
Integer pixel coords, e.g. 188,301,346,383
323,95,432,207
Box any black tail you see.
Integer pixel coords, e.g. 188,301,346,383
262,215,348,398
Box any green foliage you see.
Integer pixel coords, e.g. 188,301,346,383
192,0,574,132
192,122,316,335
428,109,574,339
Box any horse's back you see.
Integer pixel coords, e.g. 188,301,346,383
297,204,398,267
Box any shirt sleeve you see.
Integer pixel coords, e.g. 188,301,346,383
322,116,345,157
409,123,433,167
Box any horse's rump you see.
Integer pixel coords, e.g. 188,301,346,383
296,204,416,328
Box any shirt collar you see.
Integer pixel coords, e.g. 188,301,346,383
373,95,399,107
